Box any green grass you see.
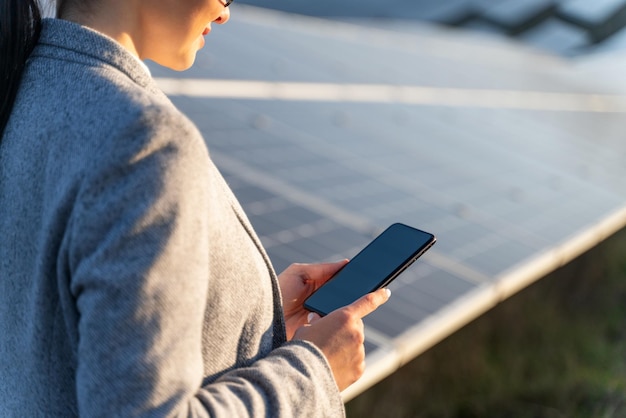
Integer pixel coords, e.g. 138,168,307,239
346,228,626,418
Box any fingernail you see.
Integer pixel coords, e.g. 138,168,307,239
307,312,316,323
384,288,391,298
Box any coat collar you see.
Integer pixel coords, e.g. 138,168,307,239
36,18,156,92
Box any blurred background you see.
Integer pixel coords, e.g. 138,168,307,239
236,0,626,57
146,0,626,416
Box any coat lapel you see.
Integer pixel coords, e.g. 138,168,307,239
215,172,288,346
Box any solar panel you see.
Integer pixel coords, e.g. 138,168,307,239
149,5,626,400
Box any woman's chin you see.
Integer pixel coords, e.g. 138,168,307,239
156,52,198,72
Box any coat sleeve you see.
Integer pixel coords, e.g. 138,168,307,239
67,105,344,418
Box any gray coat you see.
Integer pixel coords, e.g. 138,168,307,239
0,18,343,417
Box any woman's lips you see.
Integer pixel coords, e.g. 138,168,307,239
202,27,211,35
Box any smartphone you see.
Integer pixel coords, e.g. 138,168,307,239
304,223,436,316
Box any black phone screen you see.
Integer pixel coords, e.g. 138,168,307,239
303,223,435,316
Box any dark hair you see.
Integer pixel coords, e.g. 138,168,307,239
0,0,42,138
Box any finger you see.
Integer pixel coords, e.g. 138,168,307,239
344,288,391,319
307,312,321,324
305,259,349,286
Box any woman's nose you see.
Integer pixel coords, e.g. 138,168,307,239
214,7,230,24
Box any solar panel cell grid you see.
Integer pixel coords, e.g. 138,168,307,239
153,6,626,398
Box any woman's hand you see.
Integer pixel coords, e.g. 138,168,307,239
278,260,348,340
293,288,391,391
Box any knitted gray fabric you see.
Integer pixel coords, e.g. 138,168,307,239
0,18,343,417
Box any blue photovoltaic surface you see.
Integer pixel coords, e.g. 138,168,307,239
149,5,626,398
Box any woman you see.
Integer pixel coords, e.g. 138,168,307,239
0,0,390,416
